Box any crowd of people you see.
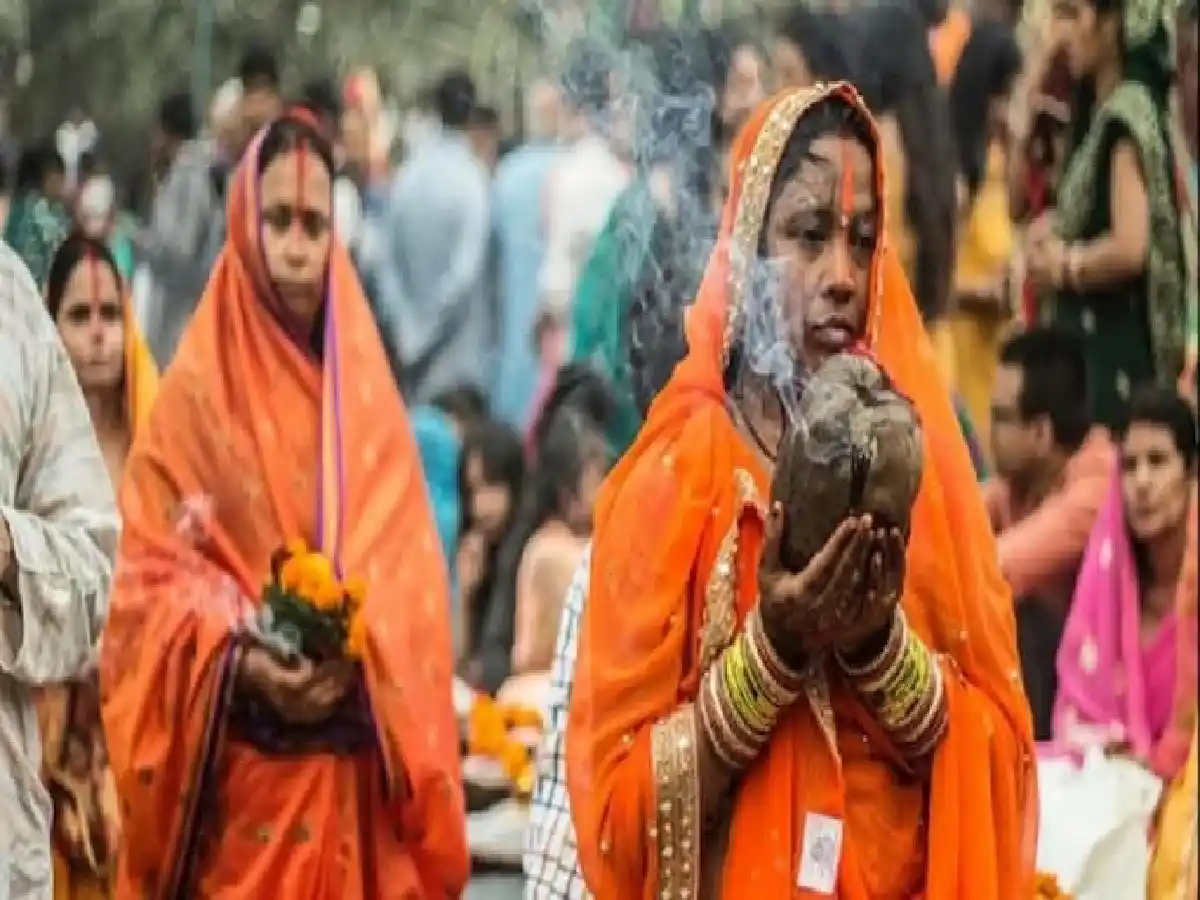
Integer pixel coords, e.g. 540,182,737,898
0,0,1197,897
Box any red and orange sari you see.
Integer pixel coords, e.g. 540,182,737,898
99,117,468,899
566,84,1036,900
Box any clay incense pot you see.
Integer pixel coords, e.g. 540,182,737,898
770,352,924,573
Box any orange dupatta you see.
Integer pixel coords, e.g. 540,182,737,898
566,85,1036,900
100,112,467,899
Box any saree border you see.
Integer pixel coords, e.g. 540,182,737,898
650,704,701,900
698,469,760,672
163,640,241,900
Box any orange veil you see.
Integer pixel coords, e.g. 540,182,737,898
100,111,467,898
566,84,1036,900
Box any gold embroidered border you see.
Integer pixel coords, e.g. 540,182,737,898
698,469,761,672
650,704,700,900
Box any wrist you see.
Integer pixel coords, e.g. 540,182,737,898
754,604,809,675
839,615,896,671
1065,244,1082,290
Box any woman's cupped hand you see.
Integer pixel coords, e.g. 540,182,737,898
756,504,906,669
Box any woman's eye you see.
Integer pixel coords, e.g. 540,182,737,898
68,307,90,325
784,212,831,245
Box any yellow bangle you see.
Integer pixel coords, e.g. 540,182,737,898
744,613,803,706
723,640,776,735
876,635,934,728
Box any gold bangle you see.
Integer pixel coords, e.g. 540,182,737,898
747,604,806,689
745,610,805,703
903,665,949,756
841,611,907,692
879,636,933,722
698,672,742,770
701,665,758,769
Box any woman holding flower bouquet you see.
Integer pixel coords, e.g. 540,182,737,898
36,231,159,900
565,84,1036,900
99,109,467,899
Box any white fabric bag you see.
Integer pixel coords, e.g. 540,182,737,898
1036,746,1164,899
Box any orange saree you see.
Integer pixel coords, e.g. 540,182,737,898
566,85,1036,900
99,120,467,899
39,284,159,900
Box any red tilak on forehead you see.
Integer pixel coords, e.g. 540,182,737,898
841,139,855,225
295,137,308,237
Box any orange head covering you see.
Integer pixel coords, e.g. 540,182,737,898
566,84,1035,900
100,109,467,898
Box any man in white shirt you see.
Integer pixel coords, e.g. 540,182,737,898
0,243,118,899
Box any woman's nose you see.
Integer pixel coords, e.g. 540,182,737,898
825,236,856,301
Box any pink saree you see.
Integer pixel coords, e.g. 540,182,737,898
1051,471,1198,779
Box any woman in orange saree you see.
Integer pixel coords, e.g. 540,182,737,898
566,84,1036,900
99,109,468,899
38,232,159,900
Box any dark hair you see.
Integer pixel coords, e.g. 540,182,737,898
775,6,857,83
854,1,958,322
458,418,526,539
45,230,124,321
434,69,477,129
431,385,489,429
15,144,64,194
468,104,500,129
763,97,878,230
158,90,197,142
256,114,335,176
695,25,739,149
239,43,280,91
1118,386,1198,470
531,363,617,452
78,149,106,181
560,38,614,117
949,18,1022,197
300,77,343,127
998,327,1090,450
456,419,526,674
1184,0,1199,22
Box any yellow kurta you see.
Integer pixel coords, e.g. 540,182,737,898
1148,726,1198,899
941,143,1015,455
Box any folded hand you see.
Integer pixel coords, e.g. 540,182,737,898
238,648,357,726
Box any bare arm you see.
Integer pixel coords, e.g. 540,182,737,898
1067,138,1151,289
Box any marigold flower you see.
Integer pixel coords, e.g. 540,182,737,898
343,576,368,608
503,706,543,730
1034,872,1071,899
467,697,507,756
286,537,308,558
310,579,345,612
500,741,529,783
345,610,368,660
